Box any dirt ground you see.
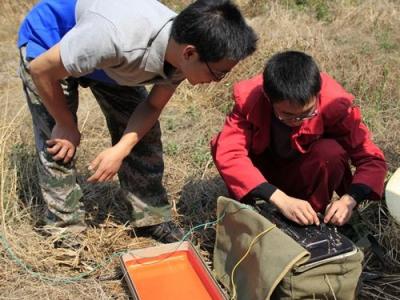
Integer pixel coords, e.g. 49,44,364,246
0,1,399,299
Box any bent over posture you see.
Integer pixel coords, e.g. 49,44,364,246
18,0,257,241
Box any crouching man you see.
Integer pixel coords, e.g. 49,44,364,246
211,51,387,226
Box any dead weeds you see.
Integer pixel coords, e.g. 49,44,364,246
0,0,399,299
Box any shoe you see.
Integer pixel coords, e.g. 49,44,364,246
136,222,185,243
35,224,87,249
53,233,83,249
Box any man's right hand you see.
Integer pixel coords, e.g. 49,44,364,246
29,43,79,164
269,189,320,226
46,123,81,163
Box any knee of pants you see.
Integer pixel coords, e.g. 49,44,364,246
307,139,349,169
38,150,76,177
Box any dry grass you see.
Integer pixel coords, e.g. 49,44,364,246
0,0,399,299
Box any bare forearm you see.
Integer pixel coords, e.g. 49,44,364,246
118,101,163,155
86,103,162,183
87,85,176,183
116,84,175,157
29,44,74,127
31,72,74,126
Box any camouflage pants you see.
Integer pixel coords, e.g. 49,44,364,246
19,47,171,227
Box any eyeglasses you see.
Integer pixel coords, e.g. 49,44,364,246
263,89,319,122
205,61,228,81
274,101,319,122
274,108,319,122
272,93,319,122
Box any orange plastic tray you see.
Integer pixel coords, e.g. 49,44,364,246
120,242,226,300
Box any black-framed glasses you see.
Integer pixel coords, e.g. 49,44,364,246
274,98,319,122
274,108,319,122
205,61,228,81
263,89,319,122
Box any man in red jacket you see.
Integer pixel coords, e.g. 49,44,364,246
212,51,387,226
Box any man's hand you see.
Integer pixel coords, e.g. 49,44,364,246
30,43,80,164
87,145,128,183
270,189,320,226
324,194,357,226
86,84,176,184
46,123,81,163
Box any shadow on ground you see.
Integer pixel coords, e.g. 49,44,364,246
177,175,228,252
10,143,137,227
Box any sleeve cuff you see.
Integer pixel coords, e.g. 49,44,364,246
241,182,278,205
348,183,372,204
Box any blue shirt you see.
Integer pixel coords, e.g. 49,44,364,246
18,0,183,87
18,0,116,84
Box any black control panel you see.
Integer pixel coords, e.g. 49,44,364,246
256,202,355,264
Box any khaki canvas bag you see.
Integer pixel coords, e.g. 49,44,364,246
213,197,363,300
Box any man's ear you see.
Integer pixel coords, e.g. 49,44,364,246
182,45,199,61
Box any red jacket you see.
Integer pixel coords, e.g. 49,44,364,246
211,73,387,201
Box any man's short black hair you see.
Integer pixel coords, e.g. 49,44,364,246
263,51,321,106
171,0,257,62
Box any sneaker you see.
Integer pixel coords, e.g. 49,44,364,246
35,224,87,249
136,222,185,243
53,232,84,249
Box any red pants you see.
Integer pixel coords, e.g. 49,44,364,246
257,139,353,213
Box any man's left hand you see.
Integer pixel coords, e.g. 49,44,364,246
87,145,127,183
324,194,357,226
